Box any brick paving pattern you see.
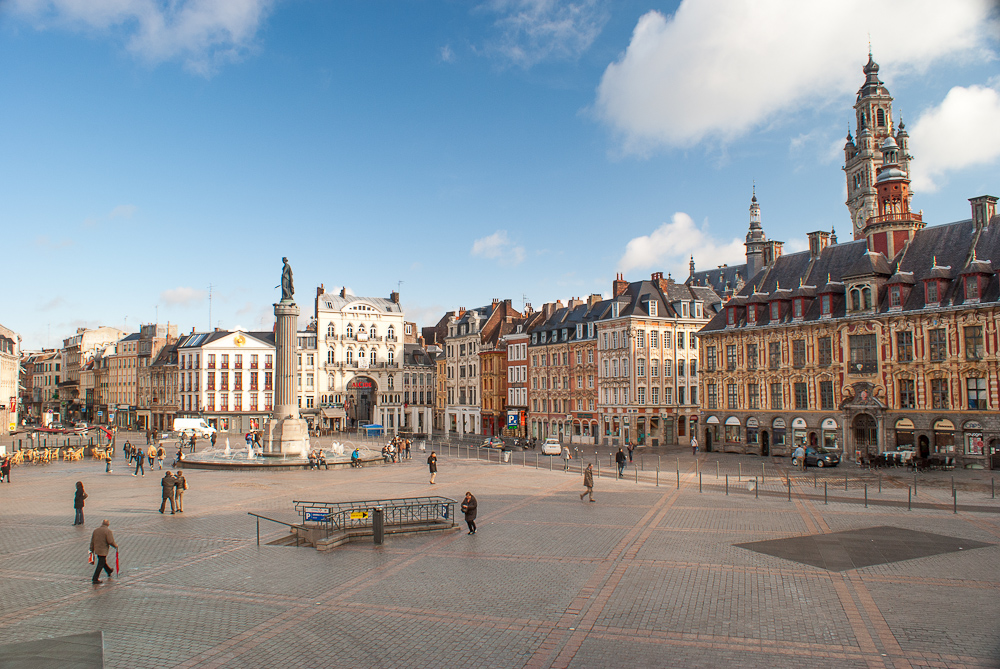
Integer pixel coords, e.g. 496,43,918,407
0,441,998,668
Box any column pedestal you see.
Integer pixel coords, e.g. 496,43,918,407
263,300,310,457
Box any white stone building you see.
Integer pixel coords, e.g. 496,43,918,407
313,286,405,432
176,330,276,433
0,323,19,434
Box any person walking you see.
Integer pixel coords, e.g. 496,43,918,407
174,471,187,513
73,481,88,525
156,444,166,470
146,444,157,469
159,471,176,514
627,444,634,463
427,451,437,484
561,446,571,471
404,439,411,460
133,445,145,477
104,451,113,474
1,455,11,483
89,519,117,584
691,435,699,456
615,448,626,479
793,444,806,471
580,463,595,502
461,491,478,535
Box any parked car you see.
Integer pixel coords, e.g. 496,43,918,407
541,438,562,456
482,436,505,448
805,447,840,468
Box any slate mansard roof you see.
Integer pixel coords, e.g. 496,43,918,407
701,215,1000,333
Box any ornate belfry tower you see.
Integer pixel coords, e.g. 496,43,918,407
842,52,912,240
744,187,783,281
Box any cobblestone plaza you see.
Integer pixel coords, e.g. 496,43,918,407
0,442,998,668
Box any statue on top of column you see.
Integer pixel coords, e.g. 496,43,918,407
280,257,294,301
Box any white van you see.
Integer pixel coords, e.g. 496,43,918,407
172,418,217,438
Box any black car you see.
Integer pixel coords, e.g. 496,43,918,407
805,447,840,468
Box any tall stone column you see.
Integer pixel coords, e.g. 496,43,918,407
263,259,310,457
272,302,299,422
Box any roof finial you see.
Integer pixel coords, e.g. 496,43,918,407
933,255,938,267
776,280,780,290
972,248,978,261
827,273,831,284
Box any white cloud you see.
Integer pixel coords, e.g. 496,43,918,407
440,44,455,63
596,0,997,152
618,212,745,278
9,0,275,74
909,85,1000,191
484,0,609,68
109,204,137,219
34,235,74,249
471,230,526,265
160,286,207,306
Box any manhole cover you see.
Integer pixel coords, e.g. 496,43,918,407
735,525,992,571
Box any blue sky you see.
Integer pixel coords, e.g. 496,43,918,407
3,0,999,350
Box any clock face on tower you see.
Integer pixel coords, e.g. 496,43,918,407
855,211,866,230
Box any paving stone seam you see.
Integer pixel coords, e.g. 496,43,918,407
530,485,687,669
176,476,581,668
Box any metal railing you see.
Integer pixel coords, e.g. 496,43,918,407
293,496,456,533
248,512,306,546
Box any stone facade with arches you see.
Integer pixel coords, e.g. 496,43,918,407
311,285,405,432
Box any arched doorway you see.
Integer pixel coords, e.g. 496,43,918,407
761,431,770,456
918,434,930,459
853,414,878,457
705,429,712,452
346,377,377,428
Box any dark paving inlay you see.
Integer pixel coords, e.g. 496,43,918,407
0,631,104,669
735,526,993,571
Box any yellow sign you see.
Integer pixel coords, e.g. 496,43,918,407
350,511,369,520
8,423,13,432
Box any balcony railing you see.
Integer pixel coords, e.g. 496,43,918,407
867,211,922,225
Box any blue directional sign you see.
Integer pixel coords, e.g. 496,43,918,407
507,413,519,428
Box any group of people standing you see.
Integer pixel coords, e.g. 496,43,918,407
158,470,188,514
381,437,411,463
123,441,167,476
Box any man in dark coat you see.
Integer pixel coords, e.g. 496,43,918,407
427,451,437,484
89,519,117,584
159,471,176,514
461,491,477,534
615,448,627,478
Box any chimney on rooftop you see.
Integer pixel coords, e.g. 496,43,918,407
390,291,400,304
807,231,830,259
316,284,324,298
340,287,347,298
613,273,629,297
587,293,601,308
970,195,998,232
651,272,670,295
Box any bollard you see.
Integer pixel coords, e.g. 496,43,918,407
814,472,817,488
699,472,702,493
739,463,742,481
953,489,957,514
787,476,791,502
878,473,881,494
725,474,729,495
635,465,638,483
762,463,765,484
754,477,758,499
373,507,385,545
845,473,848,491
914,474,917,497
824,480,828,505
908,486,911,510
656,466,659,487
640,456,643,471
696,459,699,476
951,475,955,495
676,467,680,490
864,484,867,508
993,478,995,499
596,459,600,478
